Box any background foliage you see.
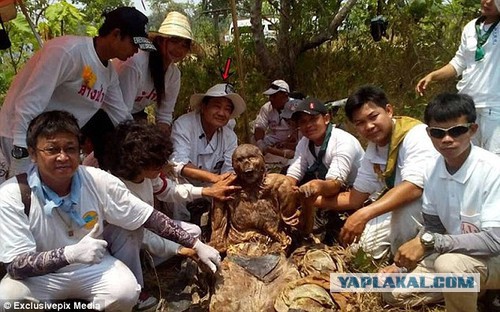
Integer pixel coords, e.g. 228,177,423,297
0,0,481,142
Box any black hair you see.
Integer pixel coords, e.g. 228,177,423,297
27,111,82,149
424,93,476,124
104,120,173,181
148,36,167,108
345,85,389,122
98,7,148,38
289,91,306,100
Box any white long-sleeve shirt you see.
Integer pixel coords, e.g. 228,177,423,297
112,50,181,125
0,36,129,147
170,112,237,181
122,175,203,207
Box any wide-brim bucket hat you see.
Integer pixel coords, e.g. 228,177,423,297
190,83,246,119
149,11,203,56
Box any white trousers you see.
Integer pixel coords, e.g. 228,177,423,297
0,255,140,312
474,107,500,155
103,221,201,287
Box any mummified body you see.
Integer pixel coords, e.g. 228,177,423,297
209,144,300,311
210,144,299,254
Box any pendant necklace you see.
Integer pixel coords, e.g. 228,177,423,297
55,208,74,237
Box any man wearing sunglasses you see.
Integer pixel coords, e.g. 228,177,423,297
415,0,500,156
254,80,296,157
314,85,437,263
384,93,500,312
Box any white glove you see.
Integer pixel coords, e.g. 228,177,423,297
64,223,108,264
192,239,221,273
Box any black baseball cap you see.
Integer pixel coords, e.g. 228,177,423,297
101,7,156,52
292,97,328,120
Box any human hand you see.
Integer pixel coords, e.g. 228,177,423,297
211,172,234,184
339,209,368,245
394,237,425,270
64,223,108,264
193,239,221,273
298,180,322,198
204,174,241,201
415,74,433,96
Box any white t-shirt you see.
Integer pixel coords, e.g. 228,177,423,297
286,126,364,185
112,50,181,125
0,36,129,147
422,146,500,234
353,123,438,252
170,111,237,181
0,166,153,266
450,18,500,108
354,124,436,194
254,101,294,147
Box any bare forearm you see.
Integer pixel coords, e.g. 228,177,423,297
143,209,196,248
427,64,457,82
6,248,68,280
315,189,368,211
181,165,218,183
361,181,422,221
254,127,265,141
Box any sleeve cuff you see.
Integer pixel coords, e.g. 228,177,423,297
191,186,203,198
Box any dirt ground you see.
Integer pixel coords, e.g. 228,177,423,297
142,255,450,312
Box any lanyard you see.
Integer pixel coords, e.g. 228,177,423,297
475,16,499,62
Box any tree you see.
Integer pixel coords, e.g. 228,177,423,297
247,0,358,88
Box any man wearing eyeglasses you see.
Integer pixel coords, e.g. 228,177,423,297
314,85,437,263
383,93,500,312
254,80,296,157
0,7,156,179
415,0,500,156
0,111,220,311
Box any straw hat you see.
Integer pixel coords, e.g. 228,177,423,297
190,83,246,119
149,11,203,55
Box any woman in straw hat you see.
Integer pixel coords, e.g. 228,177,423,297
111,11,199,135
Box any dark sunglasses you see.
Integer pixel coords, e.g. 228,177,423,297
426,123,473,139
269,84,287,92
225,83,235,94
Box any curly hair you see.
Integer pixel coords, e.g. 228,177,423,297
104,120,173,181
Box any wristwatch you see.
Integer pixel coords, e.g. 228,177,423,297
420,232,435,249
11,146,29,159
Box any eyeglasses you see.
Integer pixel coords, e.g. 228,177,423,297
225,83,235,94
37,146,80,156
426,123,473,139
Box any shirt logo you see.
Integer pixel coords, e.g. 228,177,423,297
83,211,99,230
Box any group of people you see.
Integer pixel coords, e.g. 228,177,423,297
0,1,499,312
